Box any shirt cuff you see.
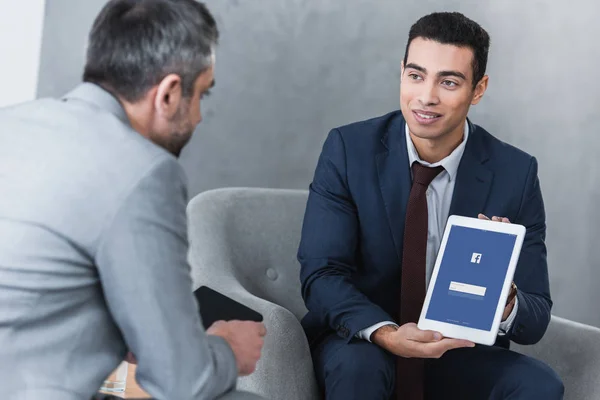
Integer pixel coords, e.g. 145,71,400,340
498,295,519,336
356,321,399,342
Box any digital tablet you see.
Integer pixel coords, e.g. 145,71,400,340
417,215,526,345
194,286,263,330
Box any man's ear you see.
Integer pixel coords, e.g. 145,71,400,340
400,60,405,81
471,75,489,105
154,74,183,118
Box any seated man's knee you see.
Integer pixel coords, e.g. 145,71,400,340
325,341,395,392
532,366,564,400
497,357,564,400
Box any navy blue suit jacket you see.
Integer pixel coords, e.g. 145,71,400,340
298,111,552,349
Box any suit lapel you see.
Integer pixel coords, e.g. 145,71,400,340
449,122,494,217
376,117,412,263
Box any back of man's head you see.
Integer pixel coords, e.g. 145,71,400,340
83,0,218,102
404,12,490,89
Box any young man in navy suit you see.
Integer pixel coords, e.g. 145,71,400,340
298,12,564,400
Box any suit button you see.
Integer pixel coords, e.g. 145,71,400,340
338,326,349,337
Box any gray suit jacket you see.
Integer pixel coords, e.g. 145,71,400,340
0,84,238,400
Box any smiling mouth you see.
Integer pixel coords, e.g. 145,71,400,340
412,110,442,124
413,110,441,119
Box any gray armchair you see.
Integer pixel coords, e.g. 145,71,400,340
187,187,600,400
187,188,318,400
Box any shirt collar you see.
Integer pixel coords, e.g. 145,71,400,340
405,120,469,181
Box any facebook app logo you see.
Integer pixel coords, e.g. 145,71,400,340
471,253,482,264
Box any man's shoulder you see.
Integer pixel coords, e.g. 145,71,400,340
328,111,404,159
334,110,402,137
62,100,185,199
472,123,536,168
45,94,173,174
0,95,181,204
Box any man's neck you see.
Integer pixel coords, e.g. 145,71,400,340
96,82,153,138
121,99,152,139
410,121,466,164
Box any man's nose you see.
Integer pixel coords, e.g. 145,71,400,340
417,81,440,106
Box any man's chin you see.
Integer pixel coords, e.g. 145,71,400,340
167,132,193,157
406,122,445,141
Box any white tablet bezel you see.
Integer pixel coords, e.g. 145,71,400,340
417,215,526,345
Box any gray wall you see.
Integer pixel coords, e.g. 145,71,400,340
38,0,600,328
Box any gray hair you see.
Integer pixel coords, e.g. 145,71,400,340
83,0,218,102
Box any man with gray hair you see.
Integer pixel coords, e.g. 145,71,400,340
0,1,266,399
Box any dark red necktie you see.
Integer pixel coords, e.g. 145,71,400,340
397,162,444,400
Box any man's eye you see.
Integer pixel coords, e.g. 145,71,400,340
442,80,457,87
408,73,422,80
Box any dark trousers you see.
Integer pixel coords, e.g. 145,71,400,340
313,333,564,400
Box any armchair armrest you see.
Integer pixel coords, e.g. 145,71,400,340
512,315,600,400
192,274,319,400
238,298,319,400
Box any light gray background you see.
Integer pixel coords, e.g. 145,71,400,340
37,0,599,327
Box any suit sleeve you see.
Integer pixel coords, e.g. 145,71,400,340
95,156,237,399
298,129,394,342
508,156,553,345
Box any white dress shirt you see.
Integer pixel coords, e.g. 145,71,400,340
357,121,518,342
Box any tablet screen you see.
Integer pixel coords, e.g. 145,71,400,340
425,225,517,331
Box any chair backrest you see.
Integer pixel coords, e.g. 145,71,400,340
512,315,600,400
187,187,310,320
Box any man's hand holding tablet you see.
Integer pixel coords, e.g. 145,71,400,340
371,322,475,359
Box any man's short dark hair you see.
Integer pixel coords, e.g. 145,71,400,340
83,0,218,102
403,12,490,89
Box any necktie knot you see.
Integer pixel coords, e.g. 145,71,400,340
411,162,444,187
